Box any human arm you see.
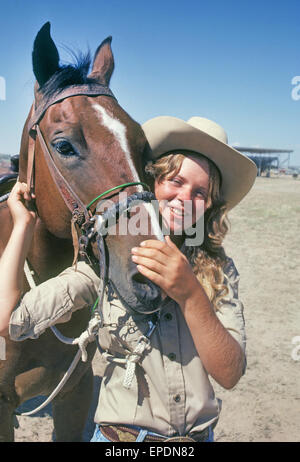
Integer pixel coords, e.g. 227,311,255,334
0,182,36,336
177,278,245,389
8,261,100,341
131,237,245,389
0,182,100,340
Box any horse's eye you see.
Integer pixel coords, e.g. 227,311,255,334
54,140,77,157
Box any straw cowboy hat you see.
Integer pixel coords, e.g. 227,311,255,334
142,116,257,210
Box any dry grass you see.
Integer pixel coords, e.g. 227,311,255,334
213,176,300,442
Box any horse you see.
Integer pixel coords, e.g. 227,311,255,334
0,22,162,442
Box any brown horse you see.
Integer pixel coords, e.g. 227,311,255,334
0,23,161,442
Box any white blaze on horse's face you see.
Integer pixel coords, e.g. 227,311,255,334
92,103,165,242
92,103,141,186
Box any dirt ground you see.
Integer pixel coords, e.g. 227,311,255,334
13,175,300,442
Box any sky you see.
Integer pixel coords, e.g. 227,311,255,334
0,0,300,166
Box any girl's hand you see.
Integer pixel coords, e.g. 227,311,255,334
131,236,200,305
7,182,37,229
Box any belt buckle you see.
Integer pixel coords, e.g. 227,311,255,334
165,427,210,443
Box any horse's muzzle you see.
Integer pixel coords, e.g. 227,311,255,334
129,269,162,314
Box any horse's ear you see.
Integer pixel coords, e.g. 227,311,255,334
88,36,114,86
32,22,60,89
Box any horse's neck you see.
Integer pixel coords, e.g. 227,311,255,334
28,220,74,282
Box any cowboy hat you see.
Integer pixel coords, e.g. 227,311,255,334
142,116,257,210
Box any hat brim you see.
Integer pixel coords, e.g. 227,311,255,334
142,116,257,210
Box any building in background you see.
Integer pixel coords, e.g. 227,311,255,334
232,147,295,176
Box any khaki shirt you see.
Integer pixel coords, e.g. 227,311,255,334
9,258,246,436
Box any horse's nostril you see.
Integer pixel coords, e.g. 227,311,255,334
132,271,148,285
130,270,162,311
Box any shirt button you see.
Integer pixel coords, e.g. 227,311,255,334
164,313,173,321
173,394,181,403
168,353,176,361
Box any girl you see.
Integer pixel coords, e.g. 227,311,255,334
0,116,257,442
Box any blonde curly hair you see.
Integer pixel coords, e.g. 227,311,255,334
145,151,230,310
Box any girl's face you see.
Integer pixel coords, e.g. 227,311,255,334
154,155,210,235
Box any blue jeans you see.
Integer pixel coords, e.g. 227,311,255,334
90,425,214,442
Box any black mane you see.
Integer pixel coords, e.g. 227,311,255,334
40,51,96,98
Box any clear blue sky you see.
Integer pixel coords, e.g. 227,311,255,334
0,0,300,165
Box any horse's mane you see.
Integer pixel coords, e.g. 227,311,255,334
40,51,95,98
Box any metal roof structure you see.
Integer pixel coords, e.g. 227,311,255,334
232,146,294,175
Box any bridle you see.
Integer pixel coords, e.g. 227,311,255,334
27,83,162,318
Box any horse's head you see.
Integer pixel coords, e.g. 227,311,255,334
18,23,162,314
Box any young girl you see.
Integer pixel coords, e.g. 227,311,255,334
0,116,257,442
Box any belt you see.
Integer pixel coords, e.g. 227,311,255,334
99,424,210,442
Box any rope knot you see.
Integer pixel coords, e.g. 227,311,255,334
122,335,151,389
72,315,102,362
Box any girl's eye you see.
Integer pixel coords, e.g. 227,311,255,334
169,178,181,185
196,191,207,200
53,140,77,157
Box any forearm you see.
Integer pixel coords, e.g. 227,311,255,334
131,238,245,387
8,261,100,342
180,284,245,389
0,223,34,336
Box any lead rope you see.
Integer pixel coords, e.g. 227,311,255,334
16,260,98,417
6,183,75,417
23,259,98,363
50,303,102,362
15,350,82,417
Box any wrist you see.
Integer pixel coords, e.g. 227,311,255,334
177,276,202,306
11,221,35,252
179,280,214,315
13,219,35,234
